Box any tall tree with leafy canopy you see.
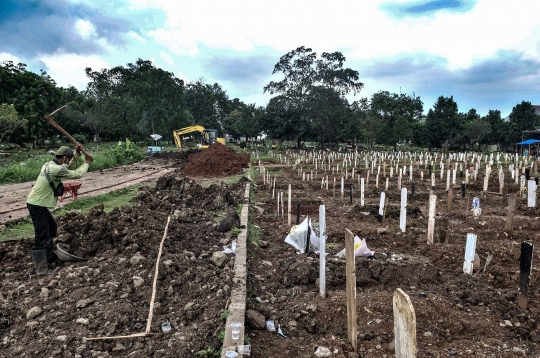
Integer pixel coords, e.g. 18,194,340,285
369,91,423,150
0,61,63,144
185,78,230,134
264,46,363,148
483,109,507,146
85,59,189,141
425,96,459,150
0,104,28,142
508,101,540,143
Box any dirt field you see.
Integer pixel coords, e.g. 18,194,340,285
247,153,539,357
1,148,539,357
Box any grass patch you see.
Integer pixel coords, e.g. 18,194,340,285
0,183,147,242
0,140,145,185
248,221,262,245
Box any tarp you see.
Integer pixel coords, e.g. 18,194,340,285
516,139,540,145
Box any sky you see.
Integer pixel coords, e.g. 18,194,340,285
1,0,539,117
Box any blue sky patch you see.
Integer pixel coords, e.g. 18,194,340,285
382,0,476,18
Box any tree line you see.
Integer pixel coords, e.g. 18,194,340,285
1,49,539,150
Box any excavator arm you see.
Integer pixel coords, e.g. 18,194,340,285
173,125,205,151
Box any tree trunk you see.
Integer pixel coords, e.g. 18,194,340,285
297,137,301,149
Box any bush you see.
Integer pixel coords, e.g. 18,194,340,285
72,134,87,144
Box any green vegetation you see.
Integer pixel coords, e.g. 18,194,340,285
196,347,221,358
0,184,145,242
0,140,145,184
220,310,230,320
2,52,538,155
231,227,241,237
248,222,262,245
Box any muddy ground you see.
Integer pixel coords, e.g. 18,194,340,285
247,154,540,357
0,146,249,358
1,148,539,357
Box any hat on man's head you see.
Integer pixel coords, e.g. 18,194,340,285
52,146,74,157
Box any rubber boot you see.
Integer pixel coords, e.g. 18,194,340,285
46,241,58,264
32,249,59,277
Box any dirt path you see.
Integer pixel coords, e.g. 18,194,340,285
0,157,177,224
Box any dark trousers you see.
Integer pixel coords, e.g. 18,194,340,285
27,203,57,251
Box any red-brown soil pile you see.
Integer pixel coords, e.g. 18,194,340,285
182,143,250,177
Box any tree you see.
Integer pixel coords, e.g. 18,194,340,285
185,78,229,134
425,96,459,150
483,109,507,146
508,101,540,143
264,46,363,148
0,62,63,144
0,104,27,142
369,91,423,150
464,119,491,150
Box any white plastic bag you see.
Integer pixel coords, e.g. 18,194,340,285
315,346,332,357
336,235,374,258
309,221,320,251
284,217,309,252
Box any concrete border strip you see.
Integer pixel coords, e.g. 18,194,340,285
221,180,250,357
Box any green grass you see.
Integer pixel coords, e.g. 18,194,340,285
0,140,145,185
0,183,147,242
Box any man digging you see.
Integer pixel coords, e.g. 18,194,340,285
27,144,93,276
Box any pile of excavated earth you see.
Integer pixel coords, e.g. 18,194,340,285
182,143,250,177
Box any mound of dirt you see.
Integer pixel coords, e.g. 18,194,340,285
0,171,248,357
182,144,250,177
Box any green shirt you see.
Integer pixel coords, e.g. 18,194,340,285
27,154,89,208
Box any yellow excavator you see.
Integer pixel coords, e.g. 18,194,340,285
173,125,226,151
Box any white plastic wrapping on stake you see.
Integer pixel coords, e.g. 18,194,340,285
319,205,326,298
379,192,386,216
400,188,407,232
463,233,477,274
528,180,536,207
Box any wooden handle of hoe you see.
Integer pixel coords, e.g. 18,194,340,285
43,106,91,156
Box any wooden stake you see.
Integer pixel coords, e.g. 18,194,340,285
345,228,357,351
400,188,407,232
517,241,533,310
319,205,326,298
393,288,417,358
505,193,517,231
427,194,436,244
463,233,477,274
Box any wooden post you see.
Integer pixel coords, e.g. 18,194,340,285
427,194,436,244
506,193,517,231
528,180,536,207
517,241,533,310
345,229,357,352
463,233,477,274
288,184,292,226
393,288,417,358
379,192,386,223
360,178,365,206
400,188,407,232
447,185,453,211
319,205,326,298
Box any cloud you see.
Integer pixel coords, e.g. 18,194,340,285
159,51,175,66
75,18,97,40
39,52,110,90
357,50,540,115
202,53,277,95
0,0,130,59
0,52,22,64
